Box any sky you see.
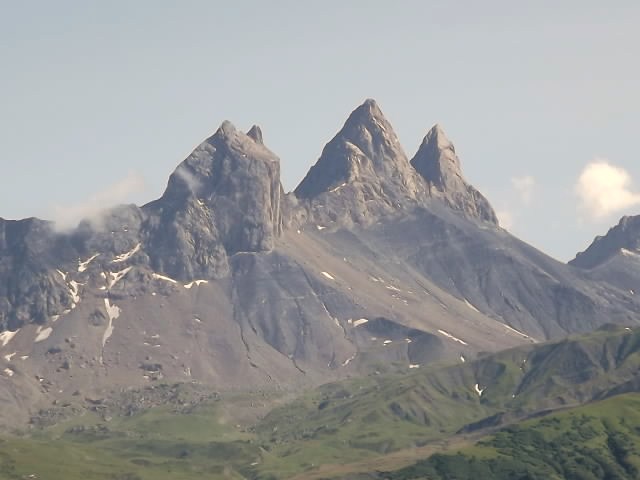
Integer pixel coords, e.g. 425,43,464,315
1,1,639,261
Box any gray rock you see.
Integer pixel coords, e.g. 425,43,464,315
410,124,498,224
0,218,76,330
294,99,428,227
570,215,640,293
571,215,640,269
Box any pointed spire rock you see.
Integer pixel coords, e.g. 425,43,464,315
411,124,498,225
247,125,264,144
294,99,426,209
411,124,462,192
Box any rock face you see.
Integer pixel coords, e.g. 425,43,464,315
294,99,428,226
571,215,640,269
0,218,76,330
145,120,283,279
570,215,640,293
410,124,498,224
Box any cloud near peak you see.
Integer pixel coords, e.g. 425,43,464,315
49,171,146,231
575,160,640,220
511,175,535,205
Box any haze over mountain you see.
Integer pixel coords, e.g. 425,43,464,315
0,99,639,434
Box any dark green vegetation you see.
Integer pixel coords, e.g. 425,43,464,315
1,325,640,479
384,393,640,480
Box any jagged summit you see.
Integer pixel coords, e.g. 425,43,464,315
411,124,498,225
571,214,640,269
412,124,462,192
143,119,284,278
340,98,388,133
294,99,425,207
159,120,280,202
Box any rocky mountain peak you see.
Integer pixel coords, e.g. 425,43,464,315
294,99,425,213
411,124,498,225
142,120,284,279
411,124,463,193
571,214,640,269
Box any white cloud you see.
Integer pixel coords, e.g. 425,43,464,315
575,160,640,219
496,209,514,230
511,175,535,205
174,164,202,194
50,171,145,231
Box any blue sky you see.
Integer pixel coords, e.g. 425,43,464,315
1,1,639,260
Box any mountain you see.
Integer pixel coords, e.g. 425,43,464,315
571,215,640,294
1,99,640,429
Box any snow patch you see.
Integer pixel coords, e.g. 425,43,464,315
108,267,132,289
620,248,640,258
460,355,466,363
474,384,485,396
112,243,141,263
35,327,53,343
3,368,14,377
4,352,16,362
329,182,347,193
437,329,468,346
0,330,19,347
184,280,209,289
152,273,178,284
51,315,60,323
20,356,28,360
503,324,531,339
316,225,326,231
69,280,81,304
320,271,335,280
102,299,121,348
409,364,420,369
464,299,480,313
385,285,401,292
56,269,67,281
352,318,368,327
78,253,100,272
342,353,357,366
383,339,392,345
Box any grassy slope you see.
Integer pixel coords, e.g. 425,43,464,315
0,399,260,480
254,326,640,477
387,393,640,480
1,326,640,479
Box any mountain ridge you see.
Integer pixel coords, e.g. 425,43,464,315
1,99,640,430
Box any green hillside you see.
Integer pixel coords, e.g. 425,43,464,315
1,325,640,480
385,393,640,480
